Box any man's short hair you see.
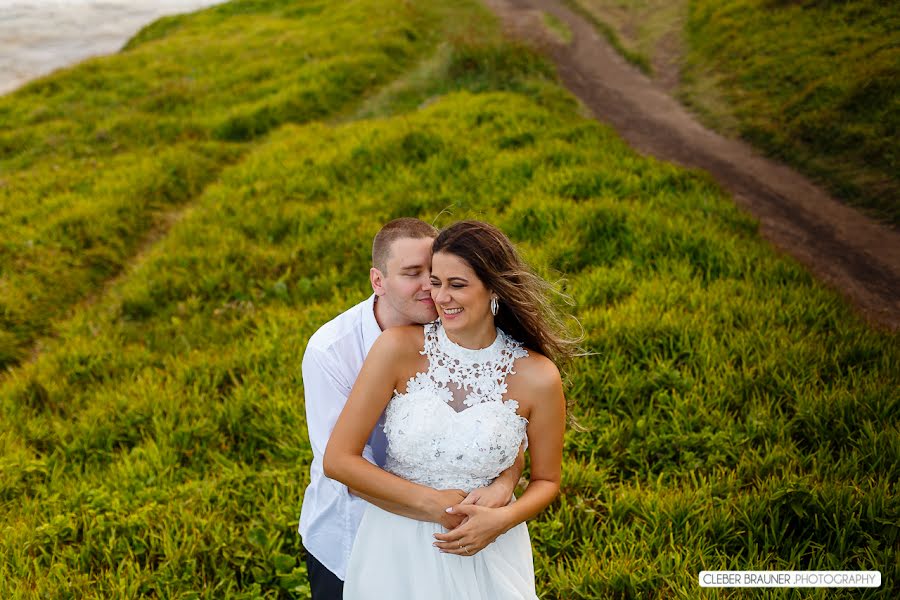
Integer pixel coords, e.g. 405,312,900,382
372,218,438,274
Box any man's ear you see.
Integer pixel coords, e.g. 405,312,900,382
370,267,386,296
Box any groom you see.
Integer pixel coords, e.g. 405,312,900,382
298,218,523,600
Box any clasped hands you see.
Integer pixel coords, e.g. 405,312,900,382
429,485,513,557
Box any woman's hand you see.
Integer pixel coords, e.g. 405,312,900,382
431,504,512,556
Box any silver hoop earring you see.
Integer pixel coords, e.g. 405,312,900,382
490,296,499,316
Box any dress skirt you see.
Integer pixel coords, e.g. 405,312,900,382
343,503,539,600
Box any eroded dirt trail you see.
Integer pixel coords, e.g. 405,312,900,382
484,0,900,331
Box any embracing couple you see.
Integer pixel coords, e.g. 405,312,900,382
298,218,573,599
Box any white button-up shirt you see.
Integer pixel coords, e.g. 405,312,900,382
298,294,387,581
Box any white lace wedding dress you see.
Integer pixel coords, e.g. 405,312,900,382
343,321,539,599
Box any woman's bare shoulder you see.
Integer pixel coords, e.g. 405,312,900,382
370,324,426,356
512,349,562,391
506,350,563,418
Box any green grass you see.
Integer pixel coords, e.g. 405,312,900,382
684,0,900,226
0,0,441,370
542,13,574,45
1,0,898,598
566,0,900,226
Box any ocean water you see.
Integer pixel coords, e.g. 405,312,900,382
0,0,225,95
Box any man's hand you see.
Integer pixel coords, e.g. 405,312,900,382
459,481,514,509
427,489,467,530
461,443,524,508
432,504,513,556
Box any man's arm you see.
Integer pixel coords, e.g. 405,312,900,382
303,345,374,464
459,443,525,508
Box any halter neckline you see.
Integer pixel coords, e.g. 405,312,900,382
436,322,504,362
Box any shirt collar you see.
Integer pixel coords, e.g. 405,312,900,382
362,293,382,352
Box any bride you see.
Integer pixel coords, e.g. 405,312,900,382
324,220,574,599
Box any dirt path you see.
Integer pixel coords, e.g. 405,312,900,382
484,0,900,332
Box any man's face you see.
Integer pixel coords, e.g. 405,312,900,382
372,237,437,326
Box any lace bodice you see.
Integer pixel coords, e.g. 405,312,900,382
382,322,529,492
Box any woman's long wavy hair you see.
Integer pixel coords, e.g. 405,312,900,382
431,220,581,370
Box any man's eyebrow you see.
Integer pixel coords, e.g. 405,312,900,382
399,264,426,271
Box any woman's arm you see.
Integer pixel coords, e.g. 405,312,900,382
349,487,467,530
432,356,565,555
323,328,464,524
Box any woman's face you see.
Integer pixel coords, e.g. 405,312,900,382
429,251,493,332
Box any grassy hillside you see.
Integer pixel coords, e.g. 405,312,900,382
565,0,900,227
1,0,898,598
685,0,899,226
0,0,440,370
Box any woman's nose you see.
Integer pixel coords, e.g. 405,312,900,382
432,285,449,304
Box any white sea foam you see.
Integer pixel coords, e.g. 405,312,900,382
0,0,225,95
